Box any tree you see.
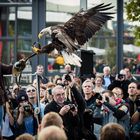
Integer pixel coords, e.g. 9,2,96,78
125,0,140,46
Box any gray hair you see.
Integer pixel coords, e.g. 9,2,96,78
103,66,111,72
52,85,64,95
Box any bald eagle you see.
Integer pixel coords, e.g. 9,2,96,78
37,3,114,67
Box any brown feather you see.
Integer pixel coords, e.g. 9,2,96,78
39,3,114,66
63,3,114,46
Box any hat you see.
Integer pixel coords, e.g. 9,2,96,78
16,89,28,103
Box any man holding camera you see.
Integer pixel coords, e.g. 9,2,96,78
108,69,131,99
100,90,130,138
14,89,38,137
44,84,86,140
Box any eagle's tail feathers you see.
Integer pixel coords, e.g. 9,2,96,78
61,51,70,64
61,51,82,67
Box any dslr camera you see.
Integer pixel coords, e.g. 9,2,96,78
117,74,125,80
96,93,103,105
63,73,72,86
65,74,72,82
68,104,76,111
23,104,31,112
96,94,102,100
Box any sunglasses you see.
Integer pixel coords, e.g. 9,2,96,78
27,89,36,93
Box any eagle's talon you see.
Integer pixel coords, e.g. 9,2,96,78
32,42,42,54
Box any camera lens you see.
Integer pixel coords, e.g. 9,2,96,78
68,104,75,111
24,104,30,112
118,74,124,79
65,74,71,81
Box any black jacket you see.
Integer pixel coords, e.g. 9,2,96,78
44,86,86,140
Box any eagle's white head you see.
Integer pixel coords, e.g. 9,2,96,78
38,27,52,39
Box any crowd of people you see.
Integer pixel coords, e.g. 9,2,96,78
0,63,140,140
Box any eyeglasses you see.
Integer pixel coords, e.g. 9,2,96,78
129,86,136,89
27,89,36,92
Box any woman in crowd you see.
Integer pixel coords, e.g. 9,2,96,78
93,75,106,94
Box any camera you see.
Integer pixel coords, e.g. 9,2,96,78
95,93,103,105
23,104,31,112
65,74,72,82
68,104,76,111
96,94,102,100
117,74,125,79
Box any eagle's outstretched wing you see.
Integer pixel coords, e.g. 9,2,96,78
64,3,114,45
37,3,114,67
